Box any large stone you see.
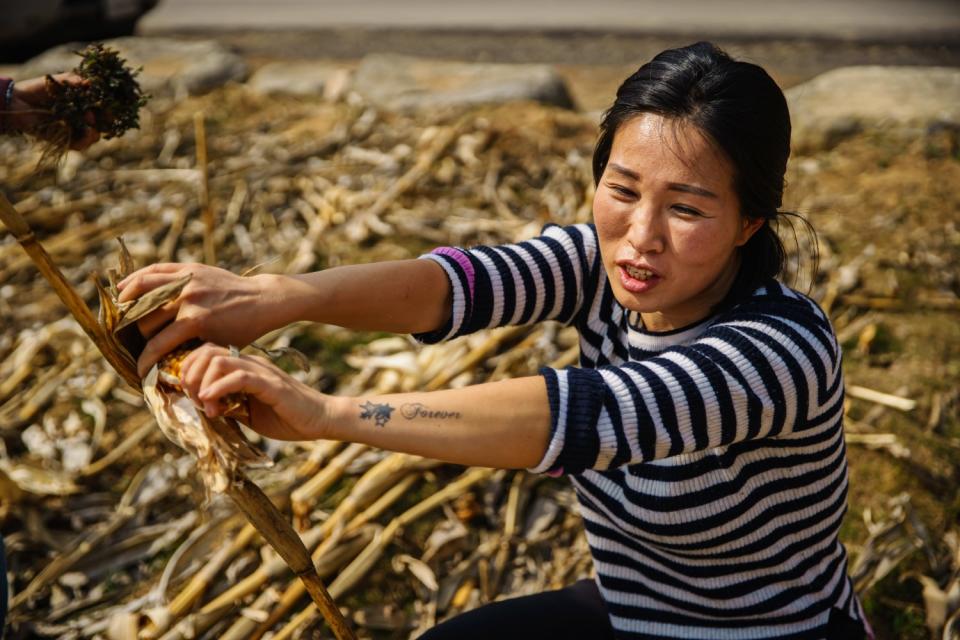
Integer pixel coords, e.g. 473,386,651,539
247,61,351,99
16,37,248,97
786,66,960,152
351,54,574,112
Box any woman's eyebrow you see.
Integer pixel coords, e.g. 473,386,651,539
608,163,640,180
668,183,718,199
609,163,718,199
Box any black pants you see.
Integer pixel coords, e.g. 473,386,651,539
825,607,871,639
417,579,870,640
418,579,616,640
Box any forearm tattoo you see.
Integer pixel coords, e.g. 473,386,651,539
358,401,461,427
359,401,395,427
400,402,462,420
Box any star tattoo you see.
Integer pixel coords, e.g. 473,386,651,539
359,401,395,428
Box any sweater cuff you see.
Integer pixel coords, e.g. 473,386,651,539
528,366,606,476
411,251,471,344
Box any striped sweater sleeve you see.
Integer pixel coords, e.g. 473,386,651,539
530,290,845,475
413,223,599,343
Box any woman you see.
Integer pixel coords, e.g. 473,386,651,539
118,42,872,639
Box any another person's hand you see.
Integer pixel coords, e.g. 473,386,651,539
178,343,329,442
5,73,100,150
118,264,283,378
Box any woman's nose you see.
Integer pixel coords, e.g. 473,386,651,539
626,206,665,254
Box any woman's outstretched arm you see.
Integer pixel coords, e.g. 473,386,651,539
118,221,596,378
118,258,452,378
322,375,551,469
274,259,451,334
179,344,551,470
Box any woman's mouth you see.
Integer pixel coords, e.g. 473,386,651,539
618,264,662,293
624,265,654,280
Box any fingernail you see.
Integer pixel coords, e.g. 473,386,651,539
204,402,217,416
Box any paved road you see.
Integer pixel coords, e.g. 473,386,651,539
140,0,960,42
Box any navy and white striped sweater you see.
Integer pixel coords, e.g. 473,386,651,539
416,223,868,639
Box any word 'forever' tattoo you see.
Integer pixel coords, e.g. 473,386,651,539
359,401,394,428
400,403,461,420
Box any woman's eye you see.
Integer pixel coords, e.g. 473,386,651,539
673,205,704,217
608,184,636,198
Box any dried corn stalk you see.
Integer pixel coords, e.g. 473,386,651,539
0,192,356,640
0,193,139,389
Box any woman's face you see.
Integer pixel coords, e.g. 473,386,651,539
593,113,762,332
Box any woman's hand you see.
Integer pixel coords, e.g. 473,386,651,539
178,343,329,442
118,263,288,378
7,73,101,150
118,258,453,378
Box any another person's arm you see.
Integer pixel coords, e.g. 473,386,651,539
0,73,100,149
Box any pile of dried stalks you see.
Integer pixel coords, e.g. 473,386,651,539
0,80,956,639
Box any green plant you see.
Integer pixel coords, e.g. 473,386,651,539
38,43,149,161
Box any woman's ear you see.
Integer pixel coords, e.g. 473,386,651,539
736,216,766,247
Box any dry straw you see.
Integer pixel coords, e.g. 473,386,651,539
0,191,356,640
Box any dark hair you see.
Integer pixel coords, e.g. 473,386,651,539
593,41,816,304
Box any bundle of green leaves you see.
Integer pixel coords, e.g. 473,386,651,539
40,43,149,157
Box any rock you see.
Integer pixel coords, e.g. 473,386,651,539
247,61,351,100
16,37,248,97
351,54,573,112
786,66,960,153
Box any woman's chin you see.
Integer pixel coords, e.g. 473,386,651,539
611,287,663,315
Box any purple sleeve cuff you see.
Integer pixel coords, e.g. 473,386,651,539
430,247,475,302
412,248,476,344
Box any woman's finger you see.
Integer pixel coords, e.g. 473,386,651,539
49,72,86,87
69,126,100,151
197,349,266,404
198,352,234,409
179,343,223,403
179,346,278,419
198,368,268,417
137,303,179,339
137,314,202,378
202,346,248,394
118,271,183,303
196,351,280,404
118,263,195,297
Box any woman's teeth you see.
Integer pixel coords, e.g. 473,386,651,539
624,266,654,280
